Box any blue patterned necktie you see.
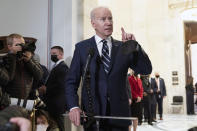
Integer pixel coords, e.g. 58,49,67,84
101,39,111,74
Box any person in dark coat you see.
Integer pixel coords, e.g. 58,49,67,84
45,46,69,131
141,75,153,125
186,76,194,115
150,77,158,121
151,72,166,120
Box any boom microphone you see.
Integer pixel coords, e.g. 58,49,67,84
81,48,95,85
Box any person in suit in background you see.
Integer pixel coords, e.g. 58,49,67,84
65,6,152,131
45,46,69,131
149,76,157,122
185,76,194,115
152,72,166,120
141,75,153,125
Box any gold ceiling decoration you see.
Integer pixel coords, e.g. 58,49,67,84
168,0,197,11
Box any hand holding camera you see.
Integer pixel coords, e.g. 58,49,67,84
22,51,32,62
15,43,33,61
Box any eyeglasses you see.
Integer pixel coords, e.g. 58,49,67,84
95,17,113,23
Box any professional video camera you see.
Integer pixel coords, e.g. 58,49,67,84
0,106,29,131
16,43,36,58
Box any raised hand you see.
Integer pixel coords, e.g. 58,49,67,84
121,27,136,42
22,51,32,62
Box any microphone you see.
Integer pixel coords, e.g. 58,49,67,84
81,48,95,85
80,48,95,128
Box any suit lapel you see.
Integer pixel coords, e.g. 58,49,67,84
108,38,119,74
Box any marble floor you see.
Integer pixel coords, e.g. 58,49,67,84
136,114,197,131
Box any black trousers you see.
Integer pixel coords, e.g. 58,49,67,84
156,94,163,118
143,95,152,122
151,102,156,120
186,91,194,114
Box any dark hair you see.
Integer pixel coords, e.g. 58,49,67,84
51,46,64,53
35,109,49,123
35,110,58,129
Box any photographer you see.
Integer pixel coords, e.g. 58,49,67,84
4,33,43,99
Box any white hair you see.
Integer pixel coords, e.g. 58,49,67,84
90,6,111,20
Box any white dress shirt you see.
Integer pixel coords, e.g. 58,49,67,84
155,77,160,90
52,59,64,69
94,35,112,57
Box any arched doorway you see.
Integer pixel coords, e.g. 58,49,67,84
184,22,197,84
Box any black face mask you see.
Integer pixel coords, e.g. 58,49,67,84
51,55,58,63
155,75,160,78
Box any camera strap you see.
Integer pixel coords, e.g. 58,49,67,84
10,97,35,110
16,98,27,107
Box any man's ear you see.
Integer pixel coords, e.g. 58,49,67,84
59,52,64,59
91,20,96,29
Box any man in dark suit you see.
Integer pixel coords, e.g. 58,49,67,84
65,6,152,131
149,76,157,122
141,75,153,125
45,46,69,131
151,72,166,120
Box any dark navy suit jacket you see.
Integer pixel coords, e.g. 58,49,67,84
65,36,152,126
151,77,166,97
